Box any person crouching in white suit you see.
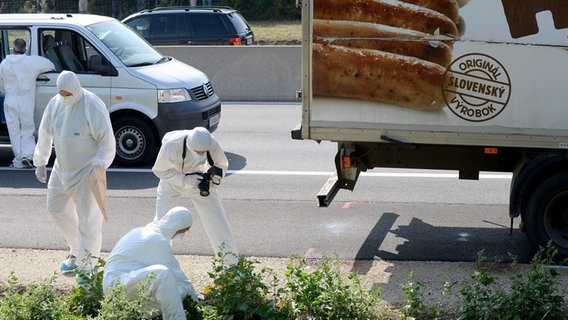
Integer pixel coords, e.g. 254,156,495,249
103,206,198,320
33,70,116,281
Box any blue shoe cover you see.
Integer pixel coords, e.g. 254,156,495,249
60,261,78,273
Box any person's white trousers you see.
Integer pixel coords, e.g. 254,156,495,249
104,265,186,320
156,180,238,265
47,167,103,271
3,94,36,167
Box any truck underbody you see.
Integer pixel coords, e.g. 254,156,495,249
309,138,568,259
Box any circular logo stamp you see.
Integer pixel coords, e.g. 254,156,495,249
443,53,511,122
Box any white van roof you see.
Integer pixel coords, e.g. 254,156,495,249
0,13,115,27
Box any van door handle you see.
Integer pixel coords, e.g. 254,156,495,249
36,76,50,82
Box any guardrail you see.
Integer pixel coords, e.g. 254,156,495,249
156,45,302,102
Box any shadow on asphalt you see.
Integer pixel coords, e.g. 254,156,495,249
350,211,533,276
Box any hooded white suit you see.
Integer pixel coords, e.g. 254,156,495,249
33,70,116,271
152,128,239,265
0,53,54,168
103,207,197,320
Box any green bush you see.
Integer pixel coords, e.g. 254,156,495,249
400,246,568,320
222,0,301,20
458,247,567,320
66,256,106,317
401,271,453,319
281,255,382,319
204,252,287,319
6,0,301,21
0,273,79,320
95,276,158,320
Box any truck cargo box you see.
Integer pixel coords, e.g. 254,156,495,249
298,0,568,150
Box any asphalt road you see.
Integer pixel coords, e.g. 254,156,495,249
0,103,534,263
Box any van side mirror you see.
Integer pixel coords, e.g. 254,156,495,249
88,54,118,76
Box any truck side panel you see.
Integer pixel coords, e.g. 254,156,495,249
301,0,568,149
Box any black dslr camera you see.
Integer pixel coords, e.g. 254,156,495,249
192,166,223,197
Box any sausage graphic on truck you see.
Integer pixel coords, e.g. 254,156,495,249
292,0,568,258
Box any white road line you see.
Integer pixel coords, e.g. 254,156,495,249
0,166,512,179
100,168,511,179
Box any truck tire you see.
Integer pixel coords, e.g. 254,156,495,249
524,173,568,258
112,117,158,166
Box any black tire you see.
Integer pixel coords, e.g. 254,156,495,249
112,117,158,167
524,173,568,259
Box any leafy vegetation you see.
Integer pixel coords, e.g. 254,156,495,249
0,273,79,320
0,248,566,319
400,246,568,320
67,257,106,317
1,0,301,21
282,255,382,319
456,247,567,320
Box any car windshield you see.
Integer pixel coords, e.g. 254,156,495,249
85,20,164,67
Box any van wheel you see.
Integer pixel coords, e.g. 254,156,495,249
524,173,568,259
113,117,158,166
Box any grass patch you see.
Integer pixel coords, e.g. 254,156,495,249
249,20,301,45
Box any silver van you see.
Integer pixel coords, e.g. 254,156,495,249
0,13,221,166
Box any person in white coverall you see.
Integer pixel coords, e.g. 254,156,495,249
153,127,239,266
33,70,116,278
103,206,198,320
0,38,55,168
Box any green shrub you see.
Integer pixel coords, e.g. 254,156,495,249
401,271,454,319
222,0,301,20
0,273,79,320
282,255,382,320
66,255,106,317
204,252,286,319
458,247,567,320
9,0,301,21
95,276,158,320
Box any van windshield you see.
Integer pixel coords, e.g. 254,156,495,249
86,20,163,67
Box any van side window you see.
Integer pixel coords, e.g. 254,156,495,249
0,28,31,61
39,29,114,76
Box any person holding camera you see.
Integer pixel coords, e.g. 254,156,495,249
152,127,238,266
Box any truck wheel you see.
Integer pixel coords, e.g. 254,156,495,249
524,173,568,258
112,117,158,166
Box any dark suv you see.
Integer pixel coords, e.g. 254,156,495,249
122,6,254,46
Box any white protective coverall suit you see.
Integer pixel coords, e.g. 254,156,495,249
0,52,54,168
33,70,116,272
152,127,239,265
103,206,198,320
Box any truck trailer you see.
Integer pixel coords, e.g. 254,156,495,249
292,0,568,258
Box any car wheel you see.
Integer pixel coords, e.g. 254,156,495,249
524,173,568,259
113,117,158,166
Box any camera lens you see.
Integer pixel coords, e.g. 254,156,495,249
198,178,210,197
